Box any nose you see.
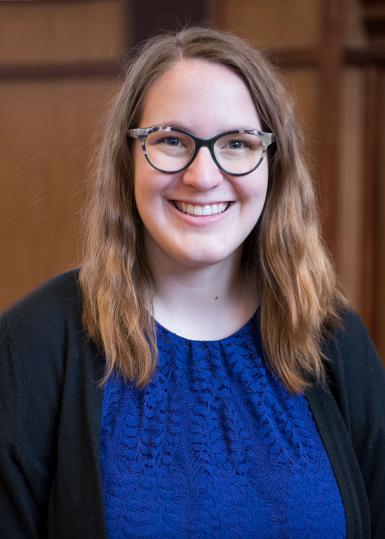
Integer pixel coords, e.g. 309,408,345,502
182,147,224,190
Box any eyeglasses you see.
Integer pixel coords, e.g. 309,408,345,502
128,126,275,176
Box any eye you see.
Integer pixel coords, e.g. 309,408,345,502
146,130,194,154
217,133,261,153
157,136,184,147
227,139,251,150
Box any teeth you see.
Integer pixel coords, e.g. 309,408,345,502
175,202,229,216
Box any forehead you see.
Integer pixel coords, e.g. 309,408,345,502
139,58,261,136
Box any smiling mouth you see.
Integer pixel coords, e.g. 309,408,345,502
172,201,231,216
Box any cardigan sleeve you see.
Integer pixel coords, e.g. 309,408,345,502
0,315,53,537
0,274,75,538
0,270,107,539
327,310,385,537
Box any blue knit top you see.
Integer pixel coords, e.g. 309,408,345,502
100,314,346,538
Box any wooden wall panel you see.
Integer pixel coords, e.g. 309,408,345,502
0,78,120,309
218,0,322,48
374,72,385,353
0,1,122,64
0,0,125,311
338,69,364,309
345,0,367,46
283,70,319,168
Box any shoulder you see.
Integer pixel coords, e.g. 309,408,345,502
321,307,385,430
321,312,385,533
327,308,373,354
1,269,82,340
323,308,383,384
0,269,85,385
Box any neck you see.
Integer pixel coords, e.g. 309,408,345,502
145,239,258,340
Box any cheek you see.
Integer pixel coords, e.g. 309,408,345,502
233,171,269,234
134,166,153,228
133,163,176,225
133,153,157,208
235,169,269,205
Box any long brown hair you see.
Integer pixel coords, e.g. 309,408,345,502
80,26,346,393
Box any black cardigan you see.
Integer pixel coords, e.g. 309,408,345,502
0,271,384,538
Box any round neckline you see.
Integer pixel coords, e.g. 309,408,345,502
155,309,259,345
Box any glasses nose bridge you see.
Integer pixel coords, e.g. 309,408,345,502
192,135,218,167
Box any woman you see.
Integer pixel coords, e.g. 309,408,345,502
1,26,384,538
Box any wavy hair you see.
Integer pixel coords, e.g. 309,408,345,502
79,26,346,393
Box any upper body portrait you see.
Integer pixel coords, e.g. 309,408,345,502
1,26,384,539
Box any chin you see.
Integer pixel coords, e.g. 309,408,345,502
171,246,238,269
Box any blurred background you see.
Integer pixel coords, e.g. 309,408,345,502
0,0,384,360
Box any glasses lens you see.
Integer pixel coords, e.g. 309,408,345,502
145,129,195,172
214,132,264,174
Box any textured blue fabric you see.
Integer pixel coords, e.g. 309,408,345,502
100,315,346,538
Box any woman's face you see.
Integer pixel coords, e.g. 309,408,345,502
134,58,269,269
